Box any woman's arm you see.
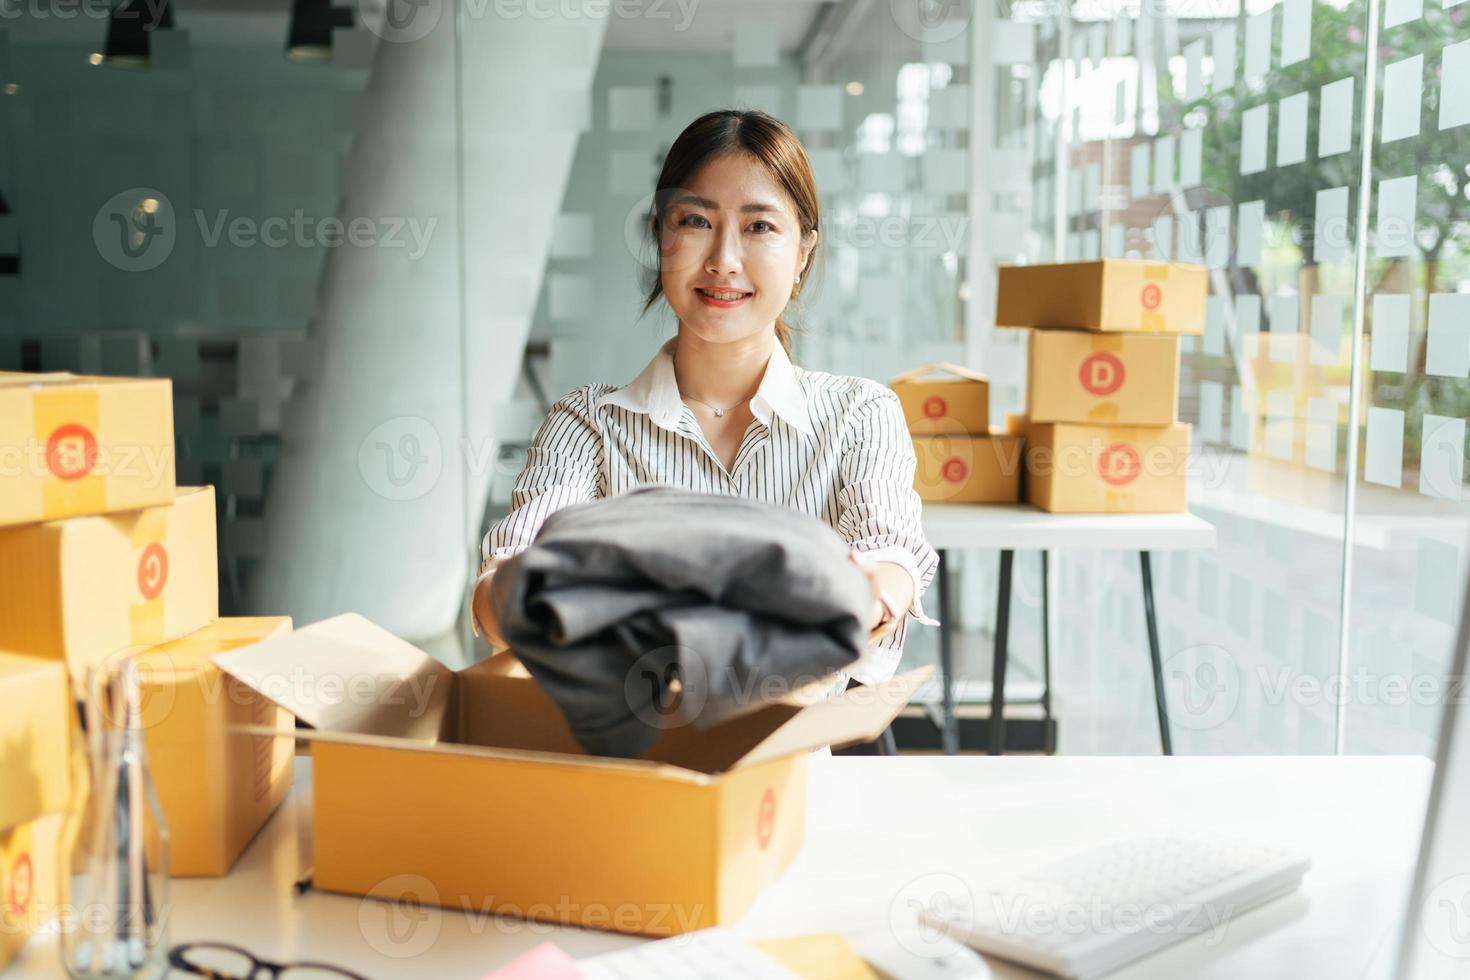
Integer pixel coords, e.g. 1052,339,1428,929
834,382,941,680
471,385,604,648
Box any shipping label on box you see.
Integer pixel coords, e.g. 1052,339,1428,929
0,372,175,528
0,486,219,680
996,260,1207,334
214,615,930,937
134,616,295,876
913,434,1024,503
890,363,990,435
1029,331,1180,425
0,653,74,835
1026,422,1191,513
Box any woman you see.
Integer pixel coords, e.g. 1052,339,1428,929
470,108,939,691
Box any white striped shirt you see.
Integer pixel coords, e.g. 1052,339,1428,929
478,336,940,684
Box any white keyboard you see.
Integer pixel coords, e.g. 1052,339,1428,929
921,831,1311,979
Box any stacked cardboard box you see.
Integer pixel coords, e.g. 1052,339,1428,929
995,260,1208,513
891,363,1023,504
0,372,295,908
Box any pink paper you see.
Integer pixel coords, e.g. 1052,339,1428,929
482,942,585,980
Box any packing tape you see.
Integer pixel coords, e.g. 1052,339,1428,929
129,508,168,646
1087,404,1120,423
33,386,105,516
1089,335,1125,352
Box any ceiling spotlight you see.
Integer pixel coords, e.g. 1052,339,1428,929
845,81,864,96
287,0,354,63
88,52,104,66
103,0,176,69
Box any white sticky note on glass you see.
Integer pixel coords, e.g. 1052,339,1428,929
1205,206,1232,269
734,85,781,115
1213,24,1238,90
1230,385,1253,450
1154,135,1176,192
924,149,969,193
1315,186,1351,263
1426,292,1470,377
797,85,843,130
1237,200,1266,267
1265,390,1295,460
1305,396,1337,472
550,212,592,258
1185,39,1206,99
1116,79,1129,127
1420,414,1466,499
608,86,655,131
1152,215,1174,260
549,274,593,321
1270,293,1300,362
1415,537,1461,625
1200,381,1224,442
1310,293,1344,366
1318,77,1355,157
1281,0,1312,67
1131,142,1151,199
1068,167,1083,216
1370,294,1411,372
860,152,903,191
1245,10,1272,78
1083,230,1101,259
1204,295,1227,355
1178,212,1204,264
1237,293,1263,337
1180,128,1203,187
1441,39,1470,131
1365,406,1405,487
807,148,848,194
734,21,778,67
1277,92,1309,166
1380,54,1424,143
1375,175,1418,258
1109,223,1126,258
1241,104,1269,175
1085,162,1102,211
1385,0,1424,27
1088,23,1106,64
610,150,651,194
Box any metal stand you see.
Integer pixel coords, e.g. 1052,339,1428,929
988,550,1015,755
935,549,959,755
1140,551,1173,755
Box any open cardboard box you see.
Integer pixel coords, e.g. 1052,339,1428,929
214,614,931,937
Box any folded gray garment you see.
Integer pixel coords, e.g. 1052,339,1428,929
489,485,872,758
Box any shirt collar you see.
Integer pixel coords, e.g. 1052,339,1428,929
596,336,813,437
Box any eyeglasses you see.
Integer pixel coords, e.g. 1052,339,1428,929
168,942,372,980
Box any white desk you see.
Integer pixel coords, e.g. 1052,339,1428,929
920,504,1218,755
10,754,1428,979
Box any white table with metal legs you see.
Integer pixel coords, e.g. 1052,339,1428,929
921,504,1218,755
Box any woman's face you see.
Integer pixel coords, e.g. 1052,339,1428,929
657,151,814,346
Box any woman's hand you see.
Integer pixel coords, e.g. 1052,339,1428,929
848,549,915,643
471,570,507,650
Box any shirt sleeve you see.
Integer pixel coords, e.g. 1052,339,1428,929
834,382,941,683
478,384,604,576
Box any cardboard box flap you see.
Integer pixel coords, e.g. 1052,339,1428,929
212,613,452,741
0,372,80,388
890,363,988,385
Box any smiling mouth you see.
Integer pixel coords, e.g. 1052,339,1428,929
695,287,753,303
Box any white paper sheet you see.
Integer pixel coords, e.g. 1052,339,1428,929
1281,0,1313,67
1370,293,1411,373
1241,104,1269,175
1426,292,1470,377
1385,0,1424,27
582,928,797,979
1375,175,1418,259
1213,24,1238,90
1237,200,1266,267
1245,10,1272,78
1315,185,1351,263
1180,127,1203,186
1441,39,1470,131
1380,54,1424,143
1420,414,1466,500
1365,406,1405,488
1318,77,1355,157
1277,92,1309,166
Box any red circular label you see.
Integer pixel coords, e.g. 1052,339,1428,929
756,788,776,851
137,542,169,600
1140,283,1163,310
1079,352,1126,396
1098,443,1142,486
940,458,968,483
922,396,948,418
7,852,32,916
45,423,98,481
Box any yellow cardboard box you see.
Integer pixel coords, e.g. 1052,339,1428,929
996,260,1208,335
912,434,1024,503
1026,423,1191,513
0,372,175,528
134,617,296,876
890,364,990,435
1028,331,1180,425
0,653,73,836
0,486,219,681
213,614,929,938
0,813,64,972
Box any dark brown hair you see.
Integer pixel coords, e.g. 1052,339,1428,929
639,109,821,357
